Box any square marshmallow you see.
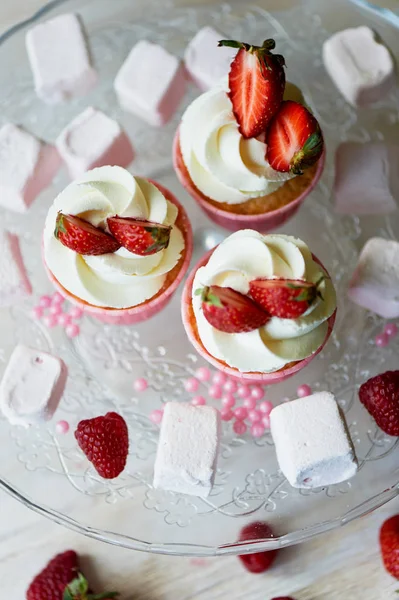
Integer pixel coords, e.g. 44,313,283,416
348,237,399,318
0,124,61,212
0,230,32,307
184,26,235,90
323,26,395,107
114,40,186,126
153,402,221,497
334,142,398,215
26,13,97,104
0,345,67,427
270,392,357,489
56,107,134,179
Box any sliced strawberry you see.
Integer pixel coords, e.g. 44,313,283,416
249,278,323,319
55,213,121,256
196,285,270,333
266,100,323,174
107,216,171,256
219,38,286,139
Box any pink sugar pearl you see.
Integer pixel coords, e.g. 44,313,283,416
65,323,80,338
55,420,70,434
51,292,64,305
49,304,63,316
32,306,43,320
237,385,250,398
375,333,389,348
220,408,234,421
250,386,265,400
195,367,211,382
243,396,256,410
191,395,206,406
233,420,247,435
134,378,148,392
150,409,163,424
384,323,398,338
222,394,235,409
223,379,237,393
259,401,273,415
185,377,199,393
209,384,222,399
248,409,262,423
262,415,271,429
39,295,52,308
69,306,84,319
212,371,227,385
57,313,72,327
251,423,265,438
43,315,57,328
297,384,312,398
233,406,248,420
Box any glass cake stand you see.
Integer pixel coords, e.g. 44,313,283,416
0,0,398,556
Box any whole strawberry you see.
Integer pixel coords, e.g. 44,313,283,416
249,277,323,319
55,213,120,255
197,285,270,333
107,216,171,255
219,38,286,139
238,521,278,574
380,514,399,579
266,100,324,174
75,412,129,479
359,371,399,436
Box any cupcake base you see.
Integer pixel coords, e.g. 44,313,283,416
181,248,337,384
173,128,325,233
44,181,193,325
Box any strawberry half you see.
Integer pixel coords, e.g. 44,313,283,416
196,285,270,333
219,38,286,139
249,278,323,319
107,216,171,256
266,100,324,174
55,213,121,255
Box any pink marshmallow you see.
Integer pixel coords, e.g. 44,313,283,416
0,124,61,212
0,345,67,427
56,107,134,179
114,40,186,126
26,13,97,104
0,230,32,307
348,237,399,318
334,143,398,215
184,26,235,90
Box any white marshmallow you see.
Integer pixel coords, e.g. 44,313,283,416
26,13,97,104
334,143,398,215
0,345,67,427
184,26,235,90
56,107,134,179
270,392,357,489
0,230,32,307
322,26,395,107
348,237,399,318
0,124,61,212
114,40,186,126
153,402,221,497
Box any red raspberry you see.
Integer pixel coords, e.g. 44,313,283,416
238,521,278,573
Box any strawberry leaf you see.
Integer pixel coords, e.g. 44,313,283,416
207,293,224,308
218,39,248,50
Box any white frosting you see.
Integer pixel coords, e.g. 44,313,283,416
44,166,185,309
192,230,336,373
180,81,293,204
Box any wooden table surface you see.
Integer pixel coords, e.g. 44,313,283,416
0,1,398,599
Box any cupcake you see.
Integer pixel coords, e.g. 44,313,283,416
182,230,337,384
173,39,324,232
43,166,193,324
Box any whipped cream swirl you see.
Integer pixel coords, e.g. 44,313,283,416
192,230,336,373
180,80,293,205
44,166,185,309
